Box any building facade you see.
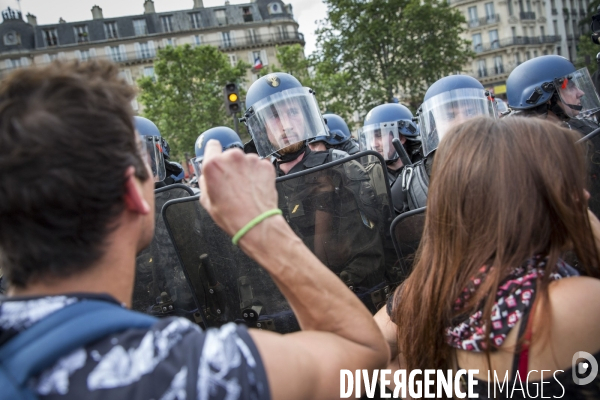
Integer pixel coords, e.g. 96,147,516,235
450,0,591,97
0,0,304,111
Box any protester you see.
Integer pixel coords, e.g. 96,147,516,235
0,61,388,399
376,117,600,397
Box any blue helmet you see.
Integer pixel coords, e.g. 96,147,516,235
166,161,185,183
191,127,243,177
506,55,600,118
358,103,419,162
134,116,166,182
309,113,352,146
506,55,575,110
418,75,497,157
242,72,327,158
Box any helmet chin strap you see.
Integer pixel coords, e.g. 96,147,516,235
564,102,583,111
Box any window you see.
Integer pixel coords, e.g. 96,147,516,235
164,38,174,47
508,0,514,16
557,46,562,55
74,25,88,43
540,26,545,37
468,6,478,25
477,59,487,77
248,50,268,66
485,2,495,19
119,69,133,85
108,45,126,62
516,52,521,64
242,7,253,22
553,20,558,34
161,16,173,33
228,53,237,67
193,35,202,46
136,41,155,59
5,58,22,70
3,31,19,46
525,51,531,60
222,31,232,48
247,29,257,44
494,55,503,74
526,0,532,11
104,22,118,39
43,28,58,47
511,27,517,37
276,25,289,39
472,33,483,52
144,66,155,79
534,50,538,57
78,49,92,61
489,29,499,48
133,19,147,36
190,12,202,29
215,10,227,26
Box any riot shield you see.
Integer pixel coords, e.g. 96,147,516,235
163,152,397,333
132,184,199,322
390,207,426,280
579,131,600,217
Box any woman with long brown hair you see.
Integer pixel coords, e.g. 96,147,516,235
376,116,600,398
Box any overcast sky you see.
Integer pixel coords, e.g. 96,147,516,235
0,0,327,55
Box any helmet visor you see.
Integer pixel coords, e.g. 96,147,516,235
141,136,166,182
191,156,202,179
419,88,497,157
555,68,600,119
245,87,326,158
358,123,400,161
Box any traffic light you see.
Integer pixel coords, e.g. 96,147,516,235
223,83,241,116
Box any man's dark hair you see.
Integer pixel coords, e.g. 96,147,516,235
0,60,150,288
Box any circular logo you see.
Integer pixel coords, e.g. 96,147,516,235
265,74,280,88
572,351,599,385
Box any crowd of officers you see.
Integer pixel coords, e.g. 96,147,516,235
141,54,600,219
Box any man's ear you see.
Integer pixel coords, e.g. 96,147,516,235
123,166,151,215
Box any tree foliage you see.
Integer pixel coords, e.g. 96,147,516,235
138,44,249,159
576,1,600,73
312,0,473,118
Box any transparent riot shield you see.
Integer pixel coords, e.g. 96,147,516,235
132,184,200,323
163,152,398,333
390,207,426,280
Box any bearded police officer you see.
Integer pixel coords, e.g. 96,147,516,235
241,73,386,300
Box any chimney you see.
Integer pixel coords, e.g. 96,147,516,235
144,0,155,14
26,13,37,26
91,5,103,20
59,17,66,23
193,0,204,8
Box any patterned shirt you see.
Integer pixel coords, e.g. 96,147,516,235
0,294,270,400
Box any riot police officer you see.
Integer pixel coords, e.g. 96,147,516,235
358,103,421,186
134,116,185,188
241,73,386,296
191,126,243,179
308,113,360,155
506,55,600,135
403,75,497,211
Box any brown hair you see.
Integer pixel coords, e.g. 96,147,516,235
0,60,149,287
393,116,600,377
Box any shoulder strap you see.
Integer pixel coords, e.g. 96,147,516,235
0,300,157,400
512,299,538,382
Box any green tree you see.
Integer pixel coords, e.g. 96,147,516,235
576,1,600,73
313,0,473,116
138,44,249,159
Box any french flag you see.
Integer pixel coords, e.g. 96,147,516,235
253,57,263,70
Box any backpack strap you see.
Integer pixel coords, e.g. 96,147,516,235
0,299,157,400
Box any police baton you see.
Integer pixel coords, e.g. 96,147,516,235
392,138,413,167
576,126,600,144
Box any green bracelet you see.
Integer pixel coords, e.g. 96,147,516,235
232,209,283,246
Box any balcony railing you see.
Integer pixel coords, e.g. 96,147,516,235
494,65,505,75
520,11,536,20
477,67,488,77
0,32,306,78
468,14,500,28
473,35,561,53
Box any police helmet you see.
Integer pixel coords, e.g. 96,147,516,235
166,161,185,183
242,72,327,158
359,103,419,162
191,127,243,177
506,55,600,119
309,113,352,146
134,116,166,182
418,75,497,157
